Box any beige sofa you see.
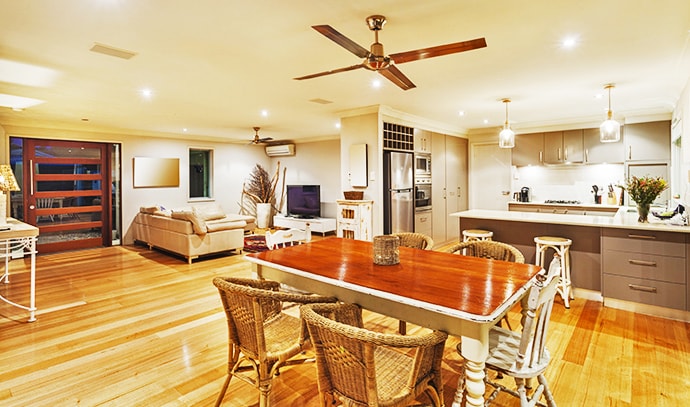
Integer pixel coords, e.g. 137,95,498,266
132,203,256,263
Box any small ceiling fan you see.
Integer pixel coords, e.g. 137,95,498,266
294,15,487,90
249,127,273,145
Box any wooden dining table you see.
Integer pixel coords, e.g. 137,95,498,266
245,237,543,407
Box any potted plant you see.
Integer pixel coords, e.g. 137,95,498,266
241,162,286,228
622,175,668,222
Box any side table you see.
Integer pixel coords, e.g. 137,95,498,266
0,218,39,322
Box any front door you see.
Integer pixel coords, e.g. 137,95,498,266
17,139,112,253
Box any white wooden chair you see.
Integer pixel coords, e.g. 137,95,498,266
36,198,55,221
458,260,561,407
265,224,311,250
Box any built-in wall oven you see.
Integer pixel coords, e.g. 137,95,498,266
414,177,432,211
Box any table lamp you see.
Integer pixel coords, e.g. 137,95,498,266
0,164,20,225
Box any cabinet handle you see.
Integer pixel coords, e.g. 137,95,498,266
564,148,568,161
585,148,589,162
539,151,543,162
627,234,656,240
628,259,657,267
628,284,657,293
558,147,562,161
628,146,632,160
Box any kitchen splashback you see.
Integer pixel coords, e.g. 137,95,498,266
513,164,625,204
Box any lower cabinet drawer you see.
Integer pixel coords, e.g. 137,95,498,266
602,274,686,310
602,250,686,283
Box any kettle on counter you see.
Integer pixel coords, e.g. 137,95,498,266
519,187,531,202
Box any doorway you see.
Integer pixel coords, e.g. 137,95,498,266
9,138,121,254
470,143,512,210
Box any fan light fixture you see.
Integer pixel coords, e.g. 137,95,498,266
600,84,620,143
499,98,515,149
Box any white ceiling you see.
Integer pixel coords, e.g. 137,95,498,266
1,0,689,144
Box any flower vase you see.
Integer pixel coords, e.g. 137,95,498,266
256,203,273,229
636,203,650,223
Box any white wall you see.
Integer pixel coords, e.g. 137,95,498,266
0,124,342,244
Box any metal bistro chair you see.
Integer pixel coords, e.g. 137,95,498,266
391,232,434,334
301,302,448,407
212,277,337,407
264,223,311,250
458,263,561,407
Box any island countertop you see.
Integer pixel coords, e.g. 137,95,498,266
451,208,690,233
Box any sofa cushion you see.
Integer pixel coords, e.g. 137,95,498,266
206,219,247,232
171,211,207,234
193,203,227,221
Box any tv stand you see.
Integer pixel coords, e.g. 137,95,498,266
273,214,336,236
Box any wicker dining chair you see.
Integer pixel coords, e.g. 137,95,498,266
446,240,525,330
445,239,525,263
301,302,448,407
212,277,337,407
391,232,434,251
392,232,434,335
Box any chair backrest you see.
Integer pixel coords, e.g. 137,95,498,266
36,197,54,209
446,240,525,263
391,232,434,250
517,263,561,371
265,224,311,250
301,302,448,405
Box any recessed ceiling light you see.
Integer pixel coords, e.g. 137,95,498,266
261,110,269,117
595,92,604,99
335,122,341,129
140,88,153,99
183,128,188,132
561,36,578,48
458,111,465,117
483,119,489,124
372,79,382,88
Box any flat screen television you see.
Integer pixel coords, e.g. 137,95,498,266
286,185,321,218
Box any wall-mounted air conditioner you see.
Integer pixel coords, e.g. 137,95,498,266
265,144,295,157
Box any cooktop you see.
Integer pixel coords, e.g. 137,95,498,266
544,200,582,204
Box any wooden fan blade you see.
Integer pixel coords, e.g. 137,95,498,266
389,37,487,64
294,64,364,80
312,25,370,58
379,65,416,90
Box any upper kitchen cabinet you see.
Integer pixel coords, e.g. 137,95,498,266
624,120,671,162
414,129,432,153
511,132,544,166
583,127,625,164
543,130,584,164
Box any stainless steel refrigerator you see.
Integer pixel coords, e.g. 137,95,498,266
383,151,414,234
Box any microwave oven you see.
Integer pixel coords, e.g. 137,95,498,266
415,154,431,176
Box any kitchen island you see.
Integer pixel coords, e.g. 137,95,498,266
451,209,690,321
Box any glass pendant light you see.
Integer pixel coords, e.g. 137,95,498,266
600,84,621,143
499,98,515,148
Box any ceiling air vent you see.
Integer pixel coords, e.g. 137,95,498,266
265,144,295,157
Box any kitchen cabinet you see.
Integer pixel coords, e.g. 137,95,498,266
511,132,544,166
336,200,373,241
414,129,432,153
414,210,432,237
543,130,584,164
602,228,687,310
431,133,467,243
624,120,671,162
583,127,625,163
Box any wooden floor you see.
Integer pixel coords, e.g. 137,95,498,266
1,242,689,406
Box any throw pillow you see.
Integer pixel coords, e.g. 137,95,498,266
171,211,207,234
193,204,226,221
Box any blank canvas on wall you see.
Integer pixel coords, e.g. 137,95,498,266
133,157,180,188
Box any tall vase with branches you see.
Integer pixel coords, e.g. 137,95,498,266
241,162,286,228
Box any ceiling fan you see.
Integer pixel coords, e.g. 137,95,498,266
249,127,273,145
294,15,487,90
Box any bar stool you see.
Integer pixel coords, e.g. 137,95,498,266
534,236,573,308
462,229,493,242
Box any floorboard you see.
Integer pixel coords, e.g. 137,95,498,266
0,242,688,406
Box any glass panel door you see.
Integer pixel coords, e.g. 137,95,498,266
19,139,111,253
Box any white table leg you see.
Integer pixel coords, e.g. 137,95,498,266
28,237,36,322
452,332,489,407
